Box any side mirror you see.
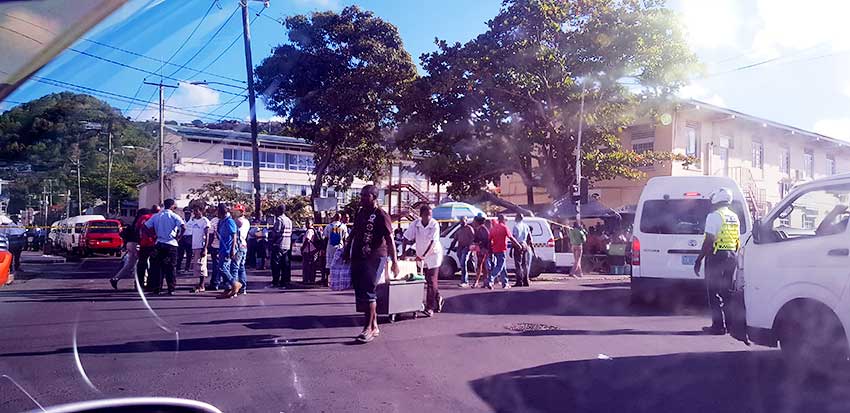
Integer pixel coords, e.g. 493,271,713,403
752,219,762,243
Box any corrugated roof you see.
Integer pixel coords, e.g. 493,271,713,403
166,125,311,149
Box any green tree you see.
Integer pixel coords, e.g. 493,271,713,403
254,6,417,219
398,0,697,205
0,92,156,214
187,181,251,210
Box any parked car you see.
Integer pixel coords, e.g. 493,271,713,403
438,216,557,279
739,173,850,370
630,176,751,304
80,219,123,256
55,215,106,256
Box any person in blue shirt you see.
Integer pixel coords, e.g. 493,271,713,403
511,213,535,287
215,202,241,299
144,199,186,295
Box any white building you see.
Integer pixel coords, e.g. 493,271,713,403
137,126,439,215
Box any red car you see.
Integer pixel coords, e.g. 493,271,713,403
80,220,123,256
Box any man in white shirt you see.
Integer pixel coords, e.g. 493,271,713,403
403,204,444,317
206,208,222,290
323,212,348,284
187,205,210,292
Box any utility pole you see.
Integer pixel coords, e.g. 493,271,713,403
144,80,178,205
106,122,113,216
575,86,586,222
66,189,71,219
241,0,266,220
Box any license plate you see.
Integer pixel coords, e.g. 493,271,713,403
681,255,697,265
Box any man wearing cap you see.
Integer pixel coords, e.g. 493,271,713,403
694,188,741,335
231,204,250,294
144,199,186,295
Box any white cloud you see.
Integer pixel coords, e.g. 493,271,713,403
678,0,741,49
751,0,850,58
814,118,850,141
132,83,221,123
252,115,286,122
678,83,726,107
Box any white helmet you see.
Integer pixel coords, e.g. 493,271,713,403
711,188,733,205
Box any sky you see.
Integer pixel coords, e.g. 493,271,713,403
3,0,850,140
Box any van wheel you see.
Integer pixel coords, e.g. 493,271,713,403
439,260,457,279
777,300,849,374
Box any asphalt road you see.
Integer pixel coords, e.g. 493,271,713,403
1,255,848,413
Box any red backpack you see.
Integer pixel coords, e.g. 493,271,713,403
137,214,157,248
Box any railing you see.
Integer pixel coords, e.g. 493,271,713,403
729,166,767,218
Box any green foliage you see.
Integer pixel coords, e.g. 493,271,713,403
397,0,699,202
0,92,156,213
188,181,313,226
254,5,417,210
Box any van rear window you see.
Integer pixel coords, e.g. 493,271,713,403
640,200,748,235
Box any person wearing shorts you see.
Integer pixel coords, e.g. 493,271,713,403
343,185,399,343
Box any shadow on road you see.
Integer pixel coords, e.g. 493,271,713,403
184,314,363,330
459,327,704,339
0,334,285,357
0,288,207,303
444,287,705,317
470,350,850,413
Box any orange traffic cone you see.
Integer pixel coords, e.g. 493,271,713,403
0,251,11,287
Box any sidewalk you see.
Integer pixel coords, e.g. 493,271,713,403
20,250,66,264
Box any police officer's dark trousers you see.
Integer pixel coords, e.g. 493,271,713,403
706,250,736,330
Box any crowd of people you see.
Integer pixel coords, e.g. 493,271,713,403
108,198,357,300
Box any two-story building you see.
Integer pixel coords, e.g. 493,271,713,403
137,126,439,215
500,99,850,217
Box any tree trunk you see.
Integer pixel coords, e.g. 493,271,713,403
526,185,535,208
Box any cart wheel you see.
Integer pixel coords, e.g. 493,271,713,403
388,314,396,323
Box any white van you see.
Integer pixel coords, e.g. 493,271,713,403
739,173,850,367
438,216,557,279
630,176,751,303
57,215,105,255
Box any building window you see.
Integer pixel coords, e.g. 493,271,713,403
779,147,790,174
631,125,655,141
223,148,253,167
633,142,654,153
827,155,837,175
751,141,764,169
685,121,700,157
225,148,313,172
804,149,814,178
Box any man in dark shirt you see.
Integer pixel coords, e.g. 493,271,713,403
343,185,399,343
471,215,491,288
449,216,475,287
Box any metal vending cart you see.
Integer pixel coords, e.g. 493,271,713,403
377,259,424,323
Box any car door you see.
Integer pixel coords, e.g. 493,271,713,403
745,183,850,329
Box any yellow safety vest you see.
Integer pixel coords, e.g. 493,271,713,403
712,207,740,254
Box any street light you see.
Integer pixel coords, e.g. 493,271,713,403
189,80,245,90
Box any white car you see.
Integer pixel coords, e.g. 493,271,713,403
740,173,850,367
438,216,557,279
630,176,751,304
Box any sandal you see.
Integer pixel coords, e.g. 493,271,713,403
190,286,206,293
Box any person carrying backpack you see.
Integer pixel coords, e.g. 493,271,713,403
323,212,348,284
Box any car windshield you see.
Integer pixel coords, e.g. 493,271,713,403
1,0,846,412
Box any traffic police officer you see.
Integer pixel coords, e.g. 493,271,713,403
694,188,740,335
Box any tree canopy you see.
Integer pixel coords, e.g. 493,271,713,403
397,0,698,204
0,92,156,215
254,5,417,216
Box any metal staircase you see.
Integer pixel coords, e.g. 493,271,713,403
729,167,767,218
387,183,432,222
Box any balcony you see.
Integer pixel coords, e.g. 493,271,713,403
168,162,239,178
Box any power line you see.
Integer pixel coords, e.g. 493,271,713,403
162,1,218,71
65,48,245,96
3,10,246,85
186,12,261,81
26,75,241,122
216,97,248,121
